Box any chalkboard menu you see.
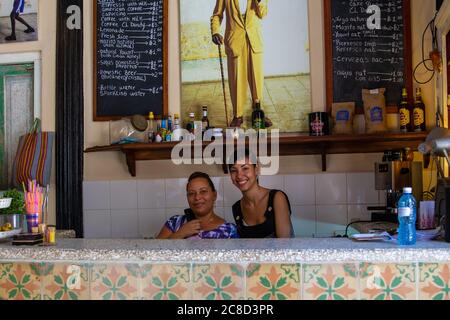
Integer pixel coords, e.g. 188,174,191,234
325,0,412,111
93,0,168,121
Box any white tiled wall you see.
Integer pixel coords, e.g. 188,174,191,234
83,172,383,239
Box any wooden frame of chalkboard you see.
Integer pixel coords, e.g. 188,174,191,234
93,0,168,121
324,0,413,114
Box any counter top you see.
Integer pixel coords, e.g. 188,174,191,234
1,238,450,263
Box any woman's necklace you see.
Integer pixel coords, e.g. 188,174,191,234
199,213,219,229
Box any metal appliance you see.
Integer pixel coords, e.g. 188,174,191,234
419,133,450,242
373,161,423,222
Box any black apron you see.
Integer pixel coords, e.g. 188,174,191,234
232,190,294,238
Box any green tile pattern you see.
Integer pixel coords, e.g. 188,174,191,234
303,264,358,300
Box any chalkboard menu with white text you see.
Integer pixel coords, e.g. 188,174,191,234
94,0,168,121
325,0,412,111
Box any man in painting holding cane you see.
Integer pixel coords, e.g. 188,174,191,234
211,0,271,128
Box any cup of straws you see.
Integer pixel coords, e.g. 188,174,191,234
24,180,45,234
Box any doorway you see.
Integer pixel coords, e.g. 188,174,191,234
0,63,34,188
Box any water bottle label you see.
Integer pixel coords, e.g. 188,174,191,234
398,207,411,217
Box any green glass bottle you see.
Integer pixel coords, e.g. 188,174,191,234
252,100,265,130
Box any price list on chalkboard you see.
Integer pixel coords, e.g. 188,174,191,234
330,0,410,108
95,0,166,120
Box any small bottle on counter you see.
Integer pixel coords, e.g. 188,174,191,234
397,188,417,246
46,225,56,245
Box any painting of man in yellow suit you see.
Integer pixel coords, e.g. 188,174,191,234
180,0,311,133
211,0,267,127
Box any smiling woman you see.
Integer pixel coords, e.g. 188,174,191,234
228,149,294,239
156,172,238,239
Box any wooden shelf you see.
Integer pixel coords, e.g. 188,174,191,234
84,132,428,176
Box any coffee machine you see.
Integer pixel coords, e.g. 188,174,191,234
373,153,423,222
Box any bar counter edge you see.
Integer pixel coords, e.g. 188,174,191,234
1,238,449,300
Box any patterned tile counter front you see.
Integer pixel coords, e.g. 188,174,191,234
0,239,449,300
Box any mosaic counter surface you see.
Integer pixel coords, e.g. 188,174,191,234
1,239,449,300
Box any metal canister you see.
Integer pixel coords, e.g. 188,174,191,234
309,112,330,137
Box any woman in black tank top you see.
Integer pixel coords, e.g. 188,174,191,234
229,150,294,238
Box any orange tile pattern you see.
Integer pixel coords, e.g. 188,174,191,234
419,263,450,300
0,263,41,300
90,264,140,300
246,264,301,300
141,264,191,300
193,264,244,300
360,263,417,300
303,264,358,300
42,264,90,300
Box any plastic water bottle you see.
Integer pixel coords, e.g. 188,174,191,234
397,187,417,245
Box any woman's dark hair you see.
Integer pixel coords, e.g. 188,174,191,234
187,172,216,192
227,148,258,170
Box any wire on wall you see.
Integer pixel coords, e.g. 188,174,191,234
413,12,439,85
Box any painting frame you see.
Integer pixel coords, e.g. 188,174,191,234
0,0,38,44
179,0,313,133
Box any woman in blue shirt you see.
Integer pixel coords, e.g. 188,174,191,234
157,172,238,239
5,0,35,41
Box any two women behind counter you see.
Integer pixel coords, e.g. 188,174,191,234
157,150,294,239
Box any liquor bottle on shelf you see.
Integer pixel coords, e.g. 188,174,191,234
413,88,426,132
187,112,196,134
172,114,181,142
161,117,168,131
160,116,168,141
173,114,181,131
252,100,265,130
147,112,156,143
201,106,210,134
399,88,412,133
168,114,173,132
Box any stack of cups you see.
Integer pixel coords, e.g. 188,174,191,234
24,180,45,234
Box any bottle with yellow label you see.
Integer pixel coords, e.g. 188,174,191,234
148,112,156,143
399,88,412,133
413,88,426,132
